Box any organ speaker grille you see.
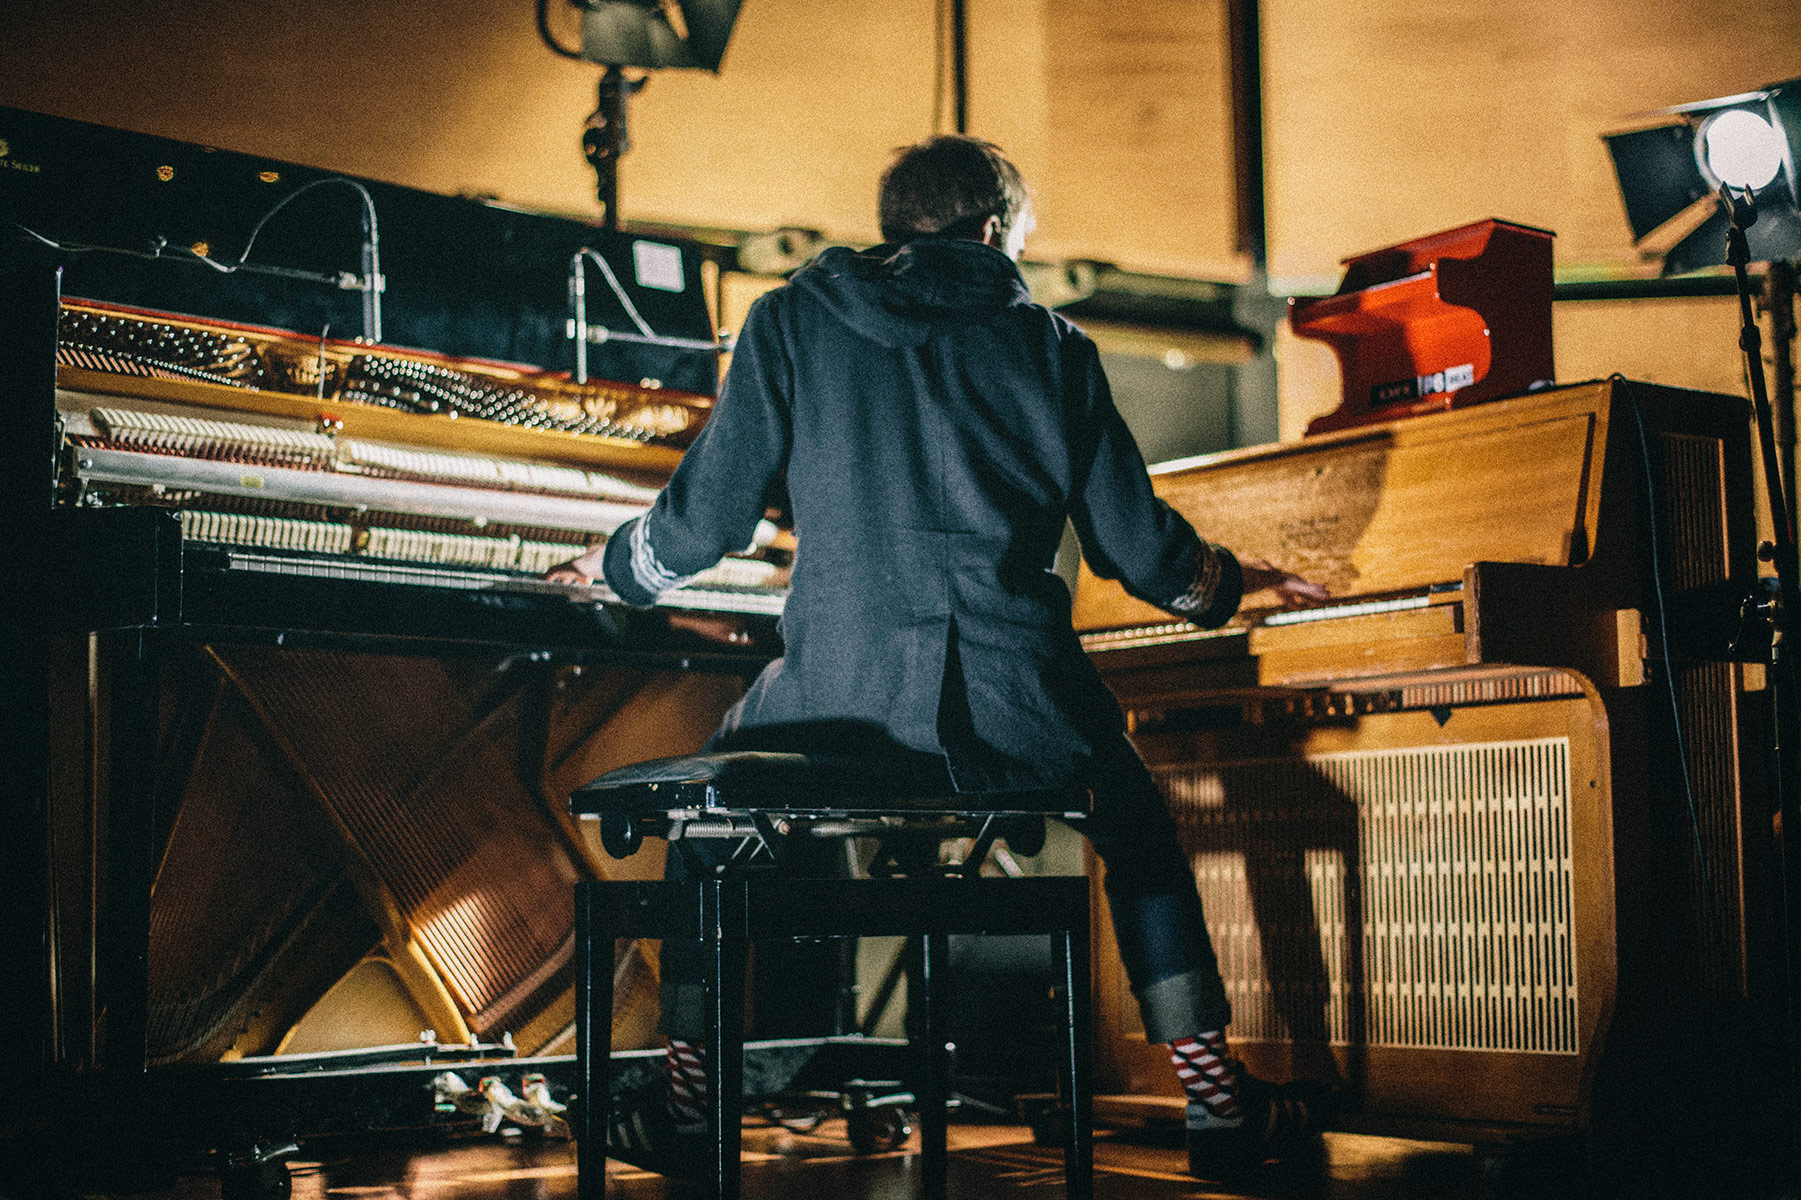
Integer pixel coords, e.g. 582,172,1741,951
1157,738,1578,1055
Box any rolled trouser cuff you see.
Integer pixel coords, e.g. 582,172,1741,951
1135,969,1234,1044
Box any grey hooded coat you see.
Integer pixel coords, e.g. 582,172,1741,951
602,238,1240,791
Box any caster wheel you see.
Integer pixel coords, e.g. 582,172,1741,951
847,1104,912,1154
599,810,641,858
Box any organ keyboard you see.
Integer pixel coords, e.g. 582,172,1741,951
1073,377,1776,1135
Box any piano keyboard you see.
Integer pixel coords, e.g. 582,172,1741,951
211,547,788,617
1261,591,1436,626
1260,581,1464,627
1078,584,1465,652
64,396,787,618
178,508,780,587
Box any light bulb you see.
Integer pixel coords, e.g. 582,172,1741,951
1699,108,1783,191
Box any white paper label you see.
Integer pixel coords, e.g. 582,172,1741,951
632,240,685,292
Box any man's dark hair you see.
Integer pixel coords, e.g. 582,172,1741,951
878,135,1030,245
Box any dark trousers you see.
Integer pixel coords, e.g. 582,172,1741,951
656,731,1230,1045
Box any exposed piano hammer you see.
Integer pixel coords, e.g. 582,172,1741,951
53,301,789,621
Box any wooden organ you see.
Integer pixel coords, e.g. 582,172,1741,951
1072,378,1776,1133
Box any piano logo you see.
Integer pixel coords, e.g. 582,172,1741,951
0,138,43,175
1371,362,1476,406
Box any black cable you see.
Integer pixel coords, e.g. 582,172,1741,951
9,177,376,283
537,0,587,59
1612,373,1715,922
9,175,382,341
950,0,967,134
10,219,343,287
931,0,947,135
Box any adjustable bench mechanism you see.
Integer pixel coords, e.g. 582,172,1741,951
599,805,1051,877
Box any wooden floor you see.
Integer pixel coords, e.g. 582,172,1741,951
98,1118,1574,1200
9,1104,1795,1200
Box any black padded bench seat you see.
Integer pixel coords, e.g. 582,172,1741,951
571,751,1091,865
570,750,1091,816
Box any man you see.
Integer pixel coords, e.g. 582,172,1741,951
550,134,1328,1178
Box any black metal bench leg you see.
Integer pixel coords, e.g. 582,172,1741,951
912,931,951,1200
576,882,616,1200
705,877,749,1200
1054,916,1094,1200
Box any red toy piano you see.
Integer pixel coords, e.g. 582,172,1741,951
1291,218,1555,436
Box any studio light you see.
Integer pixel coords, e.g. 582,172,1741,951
1699,108,1784,192
576,0,740,70
1605,81,1801,1103
1602,77,1801,274
538,0,743,228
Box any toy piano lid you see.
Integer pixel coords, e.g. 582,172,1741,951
1335,218,1555,294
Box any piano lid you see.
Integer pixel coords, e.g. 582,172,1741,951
0,105,718,393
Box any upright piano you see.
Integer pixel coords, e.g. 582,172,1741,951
1,109,785,1123
1072,377,1776,1135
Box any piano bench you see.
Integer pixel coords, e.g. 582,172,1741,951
570,751,1095,1200
569,749,1089,872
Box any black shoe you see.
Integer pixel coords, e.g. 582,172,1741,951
604,1088,712,1181
1186,1073,1335,1180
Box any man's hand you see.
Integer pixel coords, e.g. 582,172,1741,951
1240,557,1329,610
545,544,606,586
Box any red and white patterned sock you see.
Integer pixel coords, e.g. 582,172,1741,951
1169,1031,1242,1129
665,1037,708,1127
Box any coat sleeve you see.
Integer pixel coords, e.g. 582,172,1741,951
602,290,792,606
1063,329,1242,628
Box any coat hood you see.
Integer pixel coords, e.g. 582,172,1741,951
787,238,1034,349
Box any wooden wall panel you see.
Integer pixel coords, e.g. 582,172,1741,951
620,0,935,240
0,0,592,219
0,1,1240,274
0,0,933,240
995,0,1242,278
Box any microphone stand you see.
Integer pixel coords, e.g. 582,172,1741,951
1723,185,1801,1087
584,65,644,232
567,248,729,385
